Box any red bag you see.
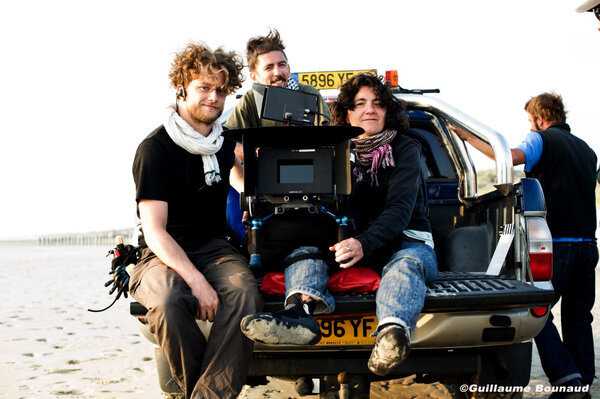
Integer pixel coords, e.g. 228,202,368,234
260,272,286,295
328,267,381,293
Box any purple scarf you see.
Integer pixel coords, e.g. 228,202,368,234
352,129,397,186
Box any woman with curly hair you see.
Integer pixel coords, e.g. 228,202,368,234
328,73,438,375
241,73,437,377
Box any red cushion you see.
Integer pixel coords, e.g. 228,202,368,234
328,267,381,293
260,272,286,295
259,267,381,295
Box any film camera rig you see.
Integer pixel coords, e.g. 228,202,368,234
223,84,363,268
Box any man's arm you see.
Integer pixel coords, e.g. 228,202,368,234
449,124,525,166
138,199,219,322
224,91,260,130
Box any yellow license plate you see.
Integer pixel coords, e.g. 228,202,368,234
316,314,378,346
294,70,377,90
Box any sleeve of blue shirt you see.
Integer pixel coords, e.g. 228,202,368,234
515,132,543,172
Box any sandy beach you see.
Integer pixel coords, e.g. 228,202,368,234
0,243,598,398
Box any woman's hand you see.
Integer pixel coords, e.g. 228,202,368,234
329,237,364,269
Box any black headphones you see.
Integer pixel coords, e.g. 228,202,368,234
177,87,186,99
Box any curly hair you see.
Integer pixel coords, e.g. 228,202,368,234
524,92,567,124
168,42,244,95
246,28,287,73
330,73,409,133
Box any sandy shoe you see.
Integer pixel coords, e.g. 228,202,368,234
240,301,321,345
368,324,410,376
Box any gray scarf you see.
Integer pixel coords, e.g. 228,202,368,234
164,105,223,186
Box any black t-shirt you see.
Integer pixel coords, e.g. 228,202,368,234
132,125,236,251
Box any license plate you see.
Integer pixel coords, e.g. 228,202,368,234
293,70,377,90
316,314,378,346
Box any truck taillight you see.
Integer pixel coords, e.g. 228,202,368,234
526,217,553,281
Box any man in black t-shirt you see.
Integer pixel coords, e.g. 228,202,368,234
130,42,262,399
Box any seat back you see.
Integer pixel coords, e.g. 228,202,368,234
444,224,494,273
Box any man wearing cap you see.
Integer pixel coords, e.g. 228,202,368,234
576,0,600,30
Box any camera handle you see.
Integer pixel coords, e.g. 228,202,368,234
337,216,349,242
249,219,263,268
248,211,276,268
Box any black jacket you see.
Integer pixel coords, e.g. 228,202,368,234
350,134,431,264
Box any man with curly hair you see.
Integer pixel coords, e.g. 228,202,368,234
225,28,329,129
130,42,262,399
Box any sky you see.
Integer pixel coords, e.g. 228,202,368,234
0,0,598,240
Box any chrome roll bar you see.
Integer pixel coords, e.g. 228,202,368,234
400,94,514,198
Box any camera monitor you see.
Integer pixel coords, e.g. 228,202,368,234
257,148,334,195
223,125,363,200
252,83,321,126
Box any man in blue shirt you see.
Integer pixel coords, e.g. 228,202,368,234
452,92,597,396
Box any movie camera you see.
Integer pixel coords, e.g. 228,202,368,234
223,84,363,267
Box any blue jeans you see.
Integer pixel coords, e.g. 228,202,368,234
284,242,438,333
284,246,336,314
534,241,598,386
375,241,438,333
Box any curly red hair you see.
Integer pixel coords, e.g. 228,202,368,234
168,42,244,94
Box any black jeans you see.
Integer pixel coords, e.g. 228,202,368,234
534,241,598,386
129,238,262,399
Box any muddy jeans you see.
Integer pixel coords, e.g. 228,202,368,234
129,238,262,399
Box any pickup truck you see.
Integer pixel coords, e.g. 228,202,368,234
130,92,555,399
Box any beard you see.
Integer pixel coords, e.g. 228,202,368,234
186,102,222,125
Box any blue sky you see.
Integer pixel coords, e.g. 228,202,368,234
0,0,598,239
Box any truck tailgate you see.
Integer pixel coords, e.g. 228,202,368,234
261,271,554,314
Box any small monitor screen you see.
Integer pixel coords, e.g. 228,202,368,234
278,160,314,184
